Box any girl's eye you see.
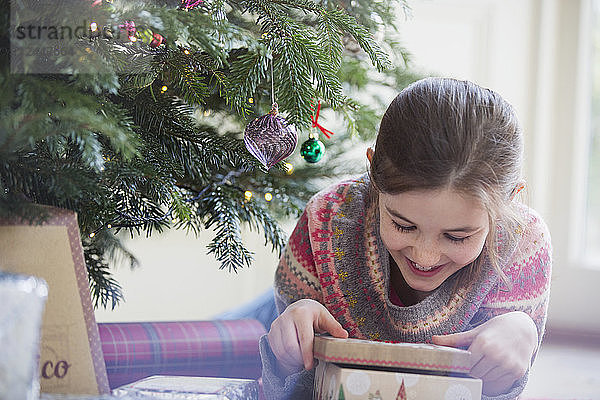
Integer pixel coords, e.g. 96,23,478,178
445,234,469,243
392,221,416,233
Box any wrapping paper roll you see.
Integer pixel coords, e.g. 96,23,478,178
98,319,266,389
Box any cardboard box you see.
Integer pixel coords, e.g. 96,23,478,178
112,375,259,399
0,207,110,395
313,336,481,400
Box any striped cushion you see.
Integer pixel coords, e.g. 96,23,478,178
98,319,266,389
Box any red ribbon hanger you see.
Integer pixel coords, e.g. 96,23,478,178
311,101,336,139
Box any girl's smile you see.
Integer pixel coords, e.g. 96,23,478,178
378,188,490,298
405,255,448,276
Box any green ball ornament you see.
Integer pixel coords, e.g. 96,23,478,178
300,137,325,163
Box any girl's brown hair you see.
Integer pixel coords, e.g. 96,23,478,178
369,77,523,288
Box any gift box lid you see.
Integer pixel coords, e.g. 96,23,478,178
313,336,473,374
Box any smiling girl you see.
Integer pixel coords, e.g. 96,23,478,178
260,78,552,400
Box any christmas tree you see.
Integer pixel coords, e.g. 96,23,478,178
396,379,407,400
1,0,419,308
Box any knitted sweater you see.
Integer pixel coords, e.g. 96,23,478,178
260,175,552,400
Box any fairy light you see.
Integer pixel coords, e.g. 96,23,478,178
161,85,168,93
248,97,254,104
183,49,190,55
129,35,137,42
90,22,98,32
284,162,294,175
264,192,273,202
106,224,112,229
244,190,253,201
89,232,96,238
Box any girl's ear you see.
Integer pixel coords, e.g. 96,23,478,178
510,181,526,201
366,147,374,164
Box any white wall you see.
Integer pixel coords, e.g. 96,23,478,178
97,0,600,333
94,226,286,322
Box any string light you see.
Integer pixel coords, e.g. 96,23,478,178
106,224,112,229
264,192,273,201
161,85,168,93
248,97,254,104
89,232,96,238
244,190,253,201
284,162,294,175
183,49,190,55
90,22,98,32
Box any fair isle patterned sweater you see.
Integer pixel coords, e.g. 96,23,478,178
259,175,552,400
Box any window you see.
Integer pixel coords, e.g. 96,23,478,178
585,1,600,264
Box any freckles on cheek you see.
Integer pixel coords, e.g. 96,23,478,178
380,222,405,249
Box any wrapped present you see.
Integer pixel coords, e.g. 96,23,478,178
0,272,48,400
0,206,109,395
98,319,266,389
313,336,482,400
112,375,259,399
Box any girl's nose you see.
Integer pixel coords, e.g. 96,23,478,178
411,239,441,267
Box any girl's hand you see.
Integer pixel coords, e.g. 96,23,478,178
431,311,538,396
267,299,348,376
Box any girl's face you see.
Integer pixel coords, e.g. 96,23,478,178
378,188,490,294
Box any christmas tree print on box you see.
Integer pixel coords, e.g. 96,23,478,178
313,362,481,400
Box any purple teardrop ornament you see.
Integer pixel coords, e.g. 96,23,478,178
244,103,298,170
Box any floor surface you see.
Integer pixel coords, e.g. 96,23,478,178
520,332,600,399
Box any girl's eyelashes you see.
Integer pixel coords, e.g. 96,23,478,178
390,219,471,244
391,221,416,233
445,233,469,243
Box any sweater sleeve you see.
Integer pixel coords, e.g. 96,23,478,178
471,209,553,400
273,208,324,313
260,208,323,400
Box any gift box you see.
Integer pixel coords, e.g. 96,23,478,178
0,206,109,395
112,375,259,399
313,336,482,400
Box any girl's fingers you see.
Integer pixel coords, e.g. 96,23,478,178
480,365,509,383
469,355,496,379
268,319,304,374
295,317,317,370
315,309,348,338
481,372,519,397
431,328,478,349
298,306,348,370
267,299,348,374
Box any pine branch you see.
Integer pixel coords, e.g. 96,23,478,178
83,236,125,310
201,185,255,272
321,9,392,72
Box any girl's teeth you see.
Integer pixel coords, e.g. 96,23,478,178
412,261,434,271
